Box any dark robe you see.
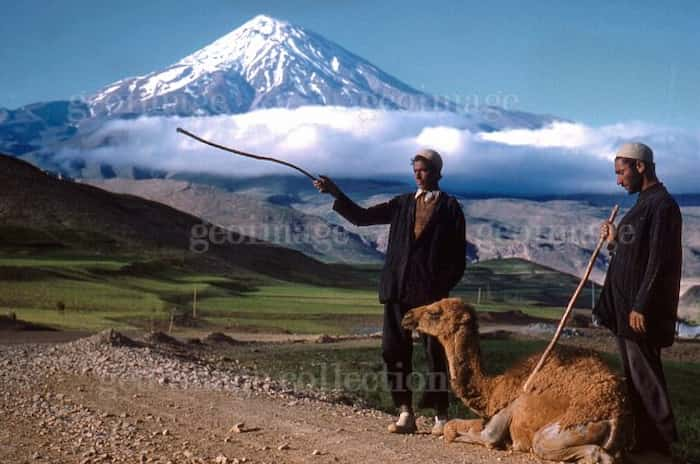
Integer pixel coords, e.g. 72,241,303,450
332,191,466,306
332,190,466,411
594,183,682,347
593,182,682,450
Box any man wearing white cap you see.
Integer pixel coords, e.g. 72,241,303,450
314,149,466,435
594,142,681,458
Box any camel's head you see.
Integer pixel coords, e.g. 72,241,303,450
402,297,478,340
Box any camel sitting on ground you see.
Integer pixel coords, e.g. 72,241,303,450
402,298,630,464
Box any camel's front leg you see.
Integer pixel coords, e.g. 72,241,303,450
445,405,514,449
532,420,618,464
443,418,484,443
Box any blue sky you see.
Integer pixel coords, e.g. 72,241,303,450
1,0,698,128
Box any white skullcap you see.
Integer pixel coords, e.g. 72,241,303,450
616,142,654,163
414,148,443,173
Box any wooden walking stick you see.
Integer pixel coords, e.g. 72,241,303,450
176,127,318,181
522,204,620,392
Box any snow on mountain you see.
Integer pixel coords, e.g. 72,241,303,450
87,15,458,118
1,14,561,175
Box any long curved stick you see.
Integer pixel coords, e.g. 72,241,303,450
522,204,620,392
176,127,318,181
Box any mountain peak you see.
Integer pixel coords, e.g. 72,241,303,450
209,14,299,52
239,14,291,33
178,14,306,72
87,15,458,117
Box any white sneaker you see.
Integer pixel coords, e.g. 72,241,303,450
431,416,448,436
387,411,417,434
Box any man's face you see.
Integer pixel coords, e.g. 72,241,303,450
413,159,438,190
614,158,643,194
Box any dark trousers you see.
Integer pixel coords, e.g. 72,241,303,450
616,337,678,452
382,302,450,413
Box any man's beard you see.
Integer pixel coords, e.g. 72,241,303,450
627,173,643,194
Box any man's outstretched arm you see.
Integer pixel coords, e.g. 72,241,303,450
314,175,395,226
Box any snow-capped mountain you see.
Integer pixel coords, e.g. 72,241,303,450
87,15,457,118
1,14,559,172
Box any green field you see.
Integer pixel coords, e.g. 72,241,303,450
0,250,375,332
0,250,599,334
220,338,700,463
0,248,601,334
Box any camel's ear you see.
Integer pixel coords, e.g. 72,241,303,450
449,299,475,325
457,311,473,324
444,298,468,312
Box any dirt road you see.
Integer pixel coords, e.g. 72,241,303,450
4,327,697,463
0,331,542,464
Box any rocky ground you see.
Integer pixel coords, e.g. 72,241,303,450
3,326,697,464
1,330,548,464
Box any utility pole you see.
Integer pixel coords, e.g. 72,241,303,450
168,308,175,334
192,287,198,319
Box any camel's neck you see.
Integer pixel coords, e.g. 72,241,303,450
441,327,492,416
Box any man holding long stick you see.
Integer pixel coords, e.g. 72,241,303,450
314,149,466,435
594,142,682,459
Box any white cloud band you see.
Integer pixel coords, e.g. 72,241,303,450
58,106,700,194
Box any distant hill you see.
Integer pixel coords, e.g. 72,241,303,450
87,173,700,289
0,101,87,156
4,151,698,293
0,154,367,287
680,285,700,323
88,178,384,264
284,184,700,286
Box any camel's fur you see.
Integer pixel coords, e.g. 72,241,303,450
403,298,631,463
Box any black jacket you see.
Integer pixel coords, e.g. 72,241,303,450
333,191,466,306
593,184,682,347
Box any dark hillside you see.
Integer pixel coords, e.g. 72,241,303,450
0,154,367,287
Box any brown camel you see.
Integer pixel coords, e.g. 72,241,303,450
402,298,631,464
